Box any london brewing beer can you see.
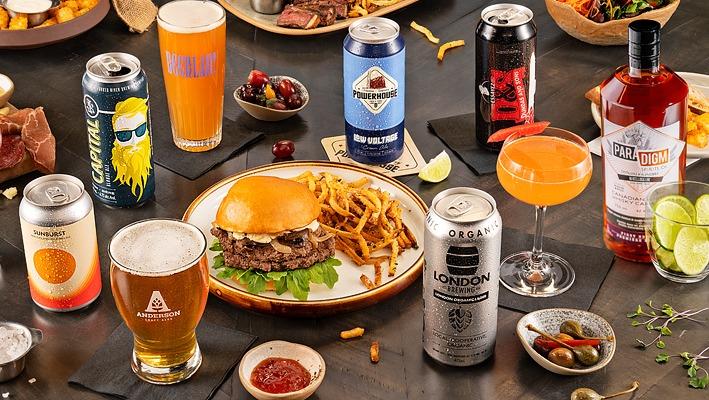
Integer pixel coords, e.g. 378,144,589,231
475,4,536,152
82,52,155,207
423,188,502,366
344,17,405,164
19,174,102,312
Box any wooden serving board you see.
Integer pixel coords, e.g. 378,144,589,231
218,0,419,36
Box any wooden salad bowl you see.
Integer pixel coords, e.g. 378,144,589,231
545,0,680,46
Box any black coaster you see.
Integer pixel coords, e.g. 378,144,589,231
427,113,498,176
498,229,615,313
69,323,256,400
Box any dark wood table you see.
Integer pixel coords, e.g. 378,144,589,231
1,0,708,398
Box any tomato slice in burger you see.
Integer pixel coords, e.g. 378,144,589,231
486,121,551,143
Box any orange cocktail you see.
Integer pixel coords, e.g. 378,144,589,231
496,127,592,297
158,0,226,152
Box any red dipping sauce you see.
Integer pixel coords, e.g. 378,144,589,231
250,357,311,394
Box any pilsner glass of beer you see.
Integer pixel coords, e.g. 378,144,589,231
109,219,209,384
157,0,226,152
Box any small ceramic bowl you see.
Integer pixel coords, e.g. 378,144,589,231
516,308,616,376
0,322,43,382
234,75,309,122
0,74,14,106
239,340,325,400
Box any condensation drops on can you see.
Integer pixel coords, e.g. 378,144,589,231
19,174,102,312
423,187,502,366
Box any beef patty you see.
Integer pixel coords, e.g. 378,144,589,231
211,226,335,272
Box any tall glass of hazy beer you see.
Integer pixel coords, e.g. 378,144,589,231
157,0,226,152
109,219,209,384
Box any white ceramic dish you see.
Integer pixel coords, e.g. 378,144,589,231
590,71,709,159
0,74,14,106
516,308,616,376
239,340,325,400
234,75,309,122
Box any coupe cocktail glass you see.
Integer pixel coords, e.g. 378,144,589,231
496,127,593,297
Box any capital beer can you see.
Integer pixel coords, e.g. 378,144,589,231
19,174,102,312
344,17,405,164
475,4,536,152
82,52,155,207
423,188,502,366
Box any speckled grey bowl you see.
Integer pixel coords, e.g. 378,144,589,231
516,308,616,376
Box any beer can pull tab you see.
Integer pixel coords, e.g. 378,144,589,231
489,8,521,25
45,183,70,204
446,196,474,217
97,56,122,76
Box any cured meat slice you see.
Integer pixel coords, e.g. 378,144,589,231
21,107,56,173
0,115,22,137
0,134,25,170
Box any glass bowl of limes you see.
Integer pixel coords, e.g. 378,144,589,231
646,181,709,283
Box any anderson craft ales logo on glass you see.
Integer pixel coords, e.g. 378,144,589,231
423,189,502,367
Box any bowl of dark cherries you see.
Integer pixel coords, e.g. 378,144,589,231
234,69,309,122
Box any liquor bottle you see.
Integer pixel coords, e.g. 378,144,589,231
601,20,688,263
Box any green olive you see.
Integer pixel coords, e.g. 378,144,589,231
573,345,600,366
570,388,602,400
548,347,575,368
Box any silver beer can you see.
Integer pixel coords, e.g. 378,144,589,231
423,187,502,366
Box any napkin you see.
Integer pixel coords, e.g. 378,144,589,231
69,323,256,400
427,113,498,176
498,229,615,313
152,118,263,180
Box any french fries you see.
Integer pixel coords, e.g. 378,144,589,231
370,341,380,363
346,0,402,17
437,40,466,62
292,171,417,290
410,21,440,44
340,327,365,339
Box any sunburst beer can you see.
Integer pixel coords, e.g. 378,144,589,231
19,175,102,312
82,52,155,207
423,188,502,366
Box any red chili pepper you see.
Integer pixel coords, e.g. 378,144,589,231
533,337,601,352
486,121,551,143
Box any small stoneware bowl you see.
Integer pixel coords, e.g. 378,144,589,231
516,308,616,376
0,322,43,382
239,340,325,400
234,75,309,122
0,74,14,106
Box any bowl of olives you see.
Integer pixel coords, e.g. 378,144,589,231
516,308,616,376
234,69,309,122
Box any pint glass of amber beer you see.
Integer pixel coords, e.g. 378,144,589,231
109,219,209,384
157,0,226,152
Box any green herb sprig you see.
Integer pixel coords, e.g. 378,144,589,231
627,300,708,349
656,347,709,390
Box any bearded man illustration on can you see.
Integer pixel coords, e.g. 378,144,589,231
82,52,156,207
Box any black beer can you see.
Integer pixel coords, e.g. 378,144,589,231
475,4,536,152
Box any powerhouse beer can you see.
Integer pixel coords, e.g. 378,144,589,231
475,4,537,152
344,17,405,164
82,52,155,207
423,188,502,366
19,174,102,312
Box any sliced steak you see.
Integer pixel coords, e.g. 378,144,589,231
0,134,25,170
277,5,320,29
21,107,55,173
293,0,347,19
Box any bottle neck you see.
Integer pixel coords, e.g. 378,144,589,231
629,63,660,77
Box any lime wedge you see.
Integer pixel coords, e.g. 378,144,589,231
673,227,709,276
655,247,680,272
654,201,693,250
656,195,696,223
696,194,709,225
418,151,452,183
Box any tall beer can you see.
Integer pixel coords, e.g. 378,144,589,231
423,188,502,366
344,17,405,164
82,52,155,207
19,174,102,312
475,4,536,152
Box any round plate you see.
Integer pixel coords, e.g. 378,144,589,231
182,161,427,317
0,0,110,49
591,71,709,159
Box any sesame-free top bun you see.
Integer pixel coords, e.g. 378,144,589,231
215,176,321,233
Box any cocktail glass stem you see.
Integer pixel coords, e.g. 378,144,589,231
524,205,550,286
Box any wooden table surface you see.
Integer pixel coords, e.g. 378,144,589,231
1,0,708,399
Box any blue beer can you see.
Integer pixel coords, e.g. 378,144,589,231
82,52,155,207
344,17,405,164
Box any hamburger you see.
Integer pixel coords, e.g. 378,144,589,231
210,176,340,300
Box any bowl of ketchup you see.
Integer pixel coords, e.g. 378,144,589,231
239,340,325,400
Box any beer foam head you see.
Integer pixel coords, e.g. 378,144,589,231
158,0,225,33
110,219,206,276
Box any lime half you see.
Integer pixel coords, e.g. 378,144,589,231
654,201,693,250
418,151,452,183
673,227,709,276
656,195,696,223
696,194,709,225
